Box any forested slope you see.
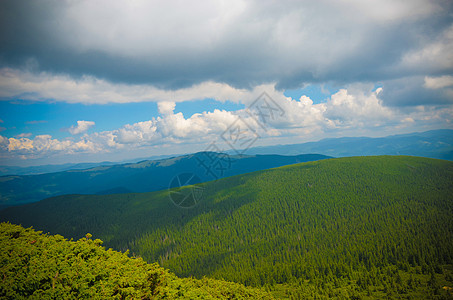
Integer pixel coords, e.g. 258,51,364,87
2,156,453,298
0,222,272,299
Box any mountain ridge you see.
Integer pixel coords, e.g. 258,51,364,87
240,129,453,159
1,129,451,177
0,153,330,208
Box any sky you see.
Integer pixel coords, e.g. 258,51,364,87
0,0,452,166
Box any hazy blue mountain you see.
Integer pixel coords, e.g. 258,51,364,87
2,129,449,177
0,162,117,176
0,154,176,176
242,129,453,160
0,153,329,208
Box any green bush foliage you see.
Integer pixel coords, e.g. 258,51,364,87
0,222,272,299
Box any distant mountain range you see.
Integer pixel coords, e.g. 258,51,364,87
0,154,175,176
241,129,453,159
1,129,450,177
0,161,119,177
0,153,329,208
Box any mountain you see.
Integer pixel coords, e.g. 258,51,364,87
0,222,272,299
242,129,453,160
0,161,117,177
0,154,177,176
1,129,450,209
2,156,452,298
2,129,450,177
0,153,329,208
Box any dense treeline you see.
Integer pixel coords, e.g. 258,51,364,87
2,156,453,298
0,222,273,299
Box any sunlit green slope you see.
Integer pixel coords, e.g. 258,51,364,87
0,222,273,299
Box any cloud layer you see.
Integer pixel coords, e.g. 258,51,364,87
1,85,451,161
1,68,452,109
1,0,452,94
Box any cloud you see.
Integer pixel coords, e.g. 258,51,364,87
114,120,157,144
0,0,451,92
68,120,95,135
424,75,453,89
401,24,453,74
7,137,33,151
156,109,239,140
2,84,451,161
324,86,393,128
0,68,249,104
15,133,32,138
157,102,176,115
0,0,451,113
1,134,99,158
25,120,48,125
0,135,7,150
380,76,453,107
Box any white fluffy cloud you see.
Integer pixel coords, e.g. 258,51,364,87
2,84,451,161
69,120,95,135
114,120,157,144
7,137,33,151
324,86,393,128
157,102,176,115
2,134,100,160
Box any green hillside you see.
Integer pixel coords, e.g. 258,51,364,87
0,222,272,299
2,156,453,299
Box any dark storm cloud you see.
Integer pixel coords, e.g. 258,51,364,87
380,76,453,107
1,0,453,99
